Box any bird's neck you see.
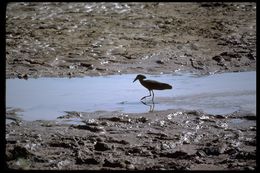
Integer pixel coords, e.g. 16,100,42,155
139,79,145,84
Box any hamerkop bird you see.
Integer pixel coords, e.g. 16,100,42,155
133,74,172,101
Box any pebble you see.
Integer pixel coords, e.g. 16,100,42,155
156,60,164,64
126,164,135,170
94,142,111,151
103,158,125,168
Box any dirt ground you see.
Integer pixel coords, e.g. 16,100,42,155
6,2,256,78
6,109,256,170
5,2,256,170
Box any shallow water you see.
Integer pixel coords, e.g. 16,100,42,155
6,71,256,121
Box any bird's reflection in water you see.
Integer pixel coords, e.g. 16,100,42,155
141,100,155,112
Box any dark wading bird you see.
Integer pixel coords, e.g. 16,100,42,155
133,74,172,102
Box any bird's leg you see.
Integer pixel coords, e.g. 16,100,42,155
151,90,154,102
141,90,151,100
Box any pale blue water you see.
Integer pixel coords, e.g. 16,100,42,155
6,71,256,121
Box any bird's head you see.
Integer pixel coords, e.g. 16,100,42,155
133,74,146,82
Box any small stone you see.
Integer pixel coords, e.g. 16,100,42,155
126,164,135,170
11,145,33,159
17,74,28,80
247,52,256,60
212,55,223,62
74,124,105,133
203,146,220,156
76,155,99,165
136,117,148,123
94,142,110,151
246,166,255,170
156,60,164,64
80,63,93,68
103,158,125,168
160,150,189,159
128,146,142,154
215,114,226,119
196,150,207,157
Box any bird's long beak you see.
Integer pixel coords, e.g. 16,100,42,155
133,77,138,83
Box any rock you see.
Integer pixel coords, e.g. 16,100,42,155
233,151,256,160
160,150,189,159
220,52,241,61
99,116,130,123
224,148,239,155
80,63,94,69
57,111,82,119
136,116,149,123
203,146,221,156
212,55,223,63
243,115,256,120
57,160,71,169
101,117,121,122
247,52,256,60
200,2,226,7
84,119,99,126
94,142,111,151
73,124,105,133
196,150,207,157
10,145,33,159
126,164,135,170
17,74,28,80
219,143,227,154
229,111,256,120
49,140,74,149
194,156,204,163
87,135,104,143
107,137,129,145
245,139,256,146
76,153,100,165
96,67,106,71
6,150,14,161
127,146,143,154
100,121,109,126
215,114,226,119
103,158,125,168
156,60,164,64
246,166,255,170
186,110,202,116
249,126,256,131
190,58,204,70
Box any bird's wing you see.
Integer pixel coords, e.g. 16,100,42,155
143,79,172,90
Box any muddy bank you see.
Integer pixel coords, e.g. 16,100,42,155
5,2,256,170
6,2,256,79
6,109,256,170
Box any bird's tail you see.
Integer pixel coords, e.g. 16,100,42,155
164,83,172,89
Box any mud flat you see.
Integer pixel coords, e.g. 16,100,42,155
5,2,256,170
6,2,256,78
6,109,256,170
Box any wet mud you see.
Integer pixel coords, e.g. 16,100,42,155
6,109,256,170
5,2,256,170
6,2,256,78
